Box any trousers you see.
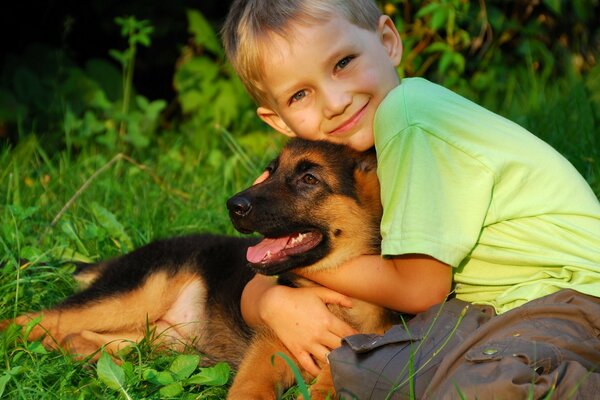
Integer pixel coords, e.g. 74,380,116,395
329,289,600,399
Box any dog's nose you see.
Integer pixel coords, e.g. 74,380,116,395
227,196,253,217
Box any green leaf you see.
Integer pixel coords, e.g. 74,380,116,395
543,0,561,14
24,315,43,339
174,57,221,114
97,352,126,391
121,361,135,381
415,3,440,18
27,341,49,354
0,374,10,398
60,221,89,256
169,354,200,380
431,6,449,31
136,96,166,120
124,120,150,149
159,382,184,397
186,362,230,387
109,49,127,66
0,366,24,397
438,50,454,74
424,42,451,53
135,95,150,111
186,9,223,56
90,202,133,251
135,33,152,47
213,81,239,127
143,369,176,385
7,366,23,377
19,245,45,261
47,246,94,263
452,52,465,73
147,99,167,119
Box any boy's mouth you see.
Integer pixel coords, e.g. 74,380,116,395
328,102,369,136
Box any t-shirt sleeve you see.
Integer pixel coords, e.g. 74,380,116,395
377,125,496,267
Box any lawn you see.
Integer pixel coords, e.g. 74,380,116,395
1,5,599,398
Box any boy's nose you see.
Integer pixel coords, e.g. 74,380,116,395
322,89,351,119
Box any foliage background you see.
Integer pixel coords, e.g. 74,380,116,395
0,0,599,398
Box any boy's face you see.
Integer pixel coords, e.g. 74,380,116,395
256,15,402,151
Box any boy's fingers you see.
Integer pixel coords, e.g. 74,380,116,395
332,317,358,339
314,286,353,308
253,170,270,185
296,351,321,377
312,344,333,365
322,330,350,350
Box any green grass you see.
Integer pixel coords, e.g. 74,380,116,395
1,69,599,399
0,130,285,399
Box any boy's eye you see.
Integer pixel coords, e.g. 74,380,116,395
290,90,306,104
335,56,354,70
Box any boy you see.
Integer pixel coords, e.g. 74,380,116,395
222,0,600,397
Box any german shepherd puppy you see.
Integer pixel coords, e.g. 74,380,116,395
0,139,397,399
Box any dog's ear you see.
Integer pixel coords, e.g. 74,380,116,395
355,148,377,174
353,148,382,220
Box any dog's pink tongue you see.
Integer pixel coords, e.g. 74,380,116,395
247,237,289,263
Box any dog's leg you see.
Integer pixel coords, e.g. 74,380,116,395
3,271,205,356
60,330,146,360
227,329,300,400
308,367,336,400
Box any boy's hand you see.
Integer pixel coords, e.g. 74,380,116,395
258,284,357,376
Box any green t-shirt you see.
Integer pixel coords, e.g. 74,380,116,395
374,77,600,313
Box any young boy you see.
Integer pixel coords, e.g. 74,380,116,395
222,0,600,397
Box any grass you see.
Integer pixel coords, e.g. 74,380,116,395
0,130,284,399
1,67,599,398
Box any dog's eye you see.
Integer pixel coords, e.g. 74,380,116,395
302,174,319,185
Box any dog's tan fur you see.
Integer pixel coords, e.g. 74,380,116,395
1,139,395,399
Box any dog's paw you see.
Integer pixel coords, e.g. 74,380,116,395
305,387,336,400
306,368,336,400
60,332,104,360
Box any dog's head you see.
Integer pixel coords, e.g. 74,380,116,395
227,138,381,276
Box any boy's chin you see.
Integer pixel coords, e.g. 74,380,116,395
345,134,375,151
292,131,374,151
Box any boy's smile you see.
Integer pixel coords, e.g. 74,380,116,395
256,14,402,151
328,101,368,136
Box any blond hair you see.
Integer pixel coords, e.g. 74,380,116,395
221,0,382,105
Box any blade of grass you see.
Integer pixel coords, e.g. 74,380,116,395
272,352,311,399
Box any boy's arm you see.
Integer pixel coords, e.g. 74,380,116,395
241,274,358,376
249,172,452,311
297,254,452,314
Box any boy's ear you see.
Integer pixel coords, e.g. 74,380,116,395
378,15,403,67
257,106,296,137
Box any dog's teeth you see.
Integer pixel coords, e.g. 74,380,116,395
291,233,306,246
265,250,272,260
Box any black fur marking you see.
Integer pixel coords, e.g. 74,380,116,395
60,234,260,339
